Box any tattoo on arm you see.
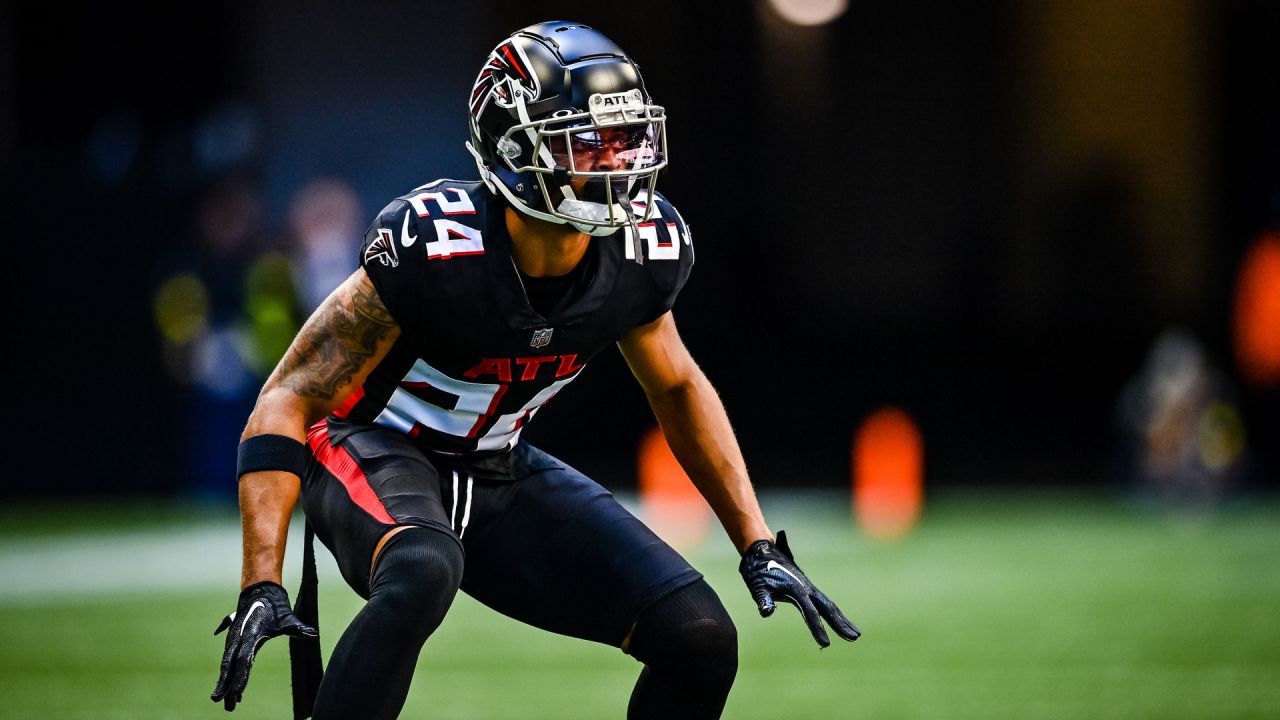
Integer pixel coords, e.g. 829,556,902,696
275,273,397,401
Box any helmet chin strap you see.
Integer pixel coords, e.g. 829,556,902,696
612,187,645,265
560,180,644,262
558,195,640,259
568,219,621,237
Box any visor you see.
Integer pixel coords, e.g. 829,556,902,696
494,93,668,229
544,123,662,173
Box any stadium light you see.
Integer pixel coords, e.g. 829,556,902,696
763,0,847,26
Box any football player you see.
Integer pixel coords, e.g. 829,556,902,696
212,21,860,720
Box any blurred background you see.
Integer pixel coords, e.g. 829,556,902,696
4,1,1279,718
8,0,1280,499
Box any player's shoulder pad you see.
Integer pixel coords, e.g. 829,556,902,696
361,179,489,271
628,191,694,319
360,197,413,271
649,191,693,250
627,190,694,267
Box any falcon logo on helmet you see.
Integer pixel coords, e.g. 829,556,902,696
465,21,668,249
469,40,541,117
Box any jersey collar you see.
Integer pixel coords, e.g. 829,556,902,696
485,194,621,330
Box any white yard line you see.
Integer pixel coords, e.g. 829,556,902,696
0,491,828,601
0,522,341,601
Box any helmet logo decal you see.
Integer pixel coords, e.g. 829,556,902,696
470,40,541,116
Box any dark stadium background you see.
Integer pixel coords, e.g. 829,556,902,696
7,1,1278,499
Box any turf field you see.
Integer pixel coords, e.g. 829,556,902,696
1,490,1277,719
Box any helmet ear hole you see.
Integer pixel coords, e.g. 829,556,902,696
496,138,522,159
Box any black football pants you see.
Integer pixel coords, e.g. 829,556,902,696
302,421,735,717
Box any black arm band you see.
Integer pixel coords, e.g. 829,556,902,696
237,434,310,479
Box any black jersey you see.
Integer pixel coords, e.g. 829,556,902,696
332,179,693,456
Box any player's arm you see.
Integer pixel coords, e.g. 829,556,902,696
619,311,860,647
239,266,400,587
618,310,769,552
212,267,400,711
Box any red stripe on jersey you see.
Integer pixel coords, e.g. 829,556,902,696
466,383,508,439
331,386,366,419
307,422,395,524
442,189,478,215
427,250,486,260
659,222,678,247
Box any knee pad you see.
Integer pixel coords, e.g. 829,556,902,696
369,527,465,634
628,579,738,682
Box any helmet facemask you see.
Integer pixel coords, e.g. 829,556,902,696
475,85,667,236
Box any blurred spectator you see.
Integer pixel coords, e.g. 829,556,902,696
288,178,363,312
1115,329,1246,506
152,174,301,498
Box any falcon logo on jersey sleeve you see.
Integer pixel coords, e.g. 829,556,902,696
364,228,400,268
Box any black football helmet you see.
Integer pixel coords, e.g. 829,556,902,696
466,21,667,236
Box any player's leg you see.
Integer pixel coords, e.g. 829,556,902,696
301,422,464,720
456,443,737,719
624,579,738,719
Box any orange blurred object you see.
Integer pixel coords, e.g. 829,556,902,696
1233,231,1280,387
638,425,712,550
853,407,924,539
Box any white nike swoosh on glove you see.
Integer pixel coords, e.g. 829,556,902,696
239,600,266,635
766,560,803,585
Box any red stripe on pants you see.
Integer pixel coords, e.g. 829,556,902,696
307,422,395,524
331,386,366,419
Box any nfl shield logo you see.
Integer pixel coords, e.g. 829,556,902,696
530,328,553,349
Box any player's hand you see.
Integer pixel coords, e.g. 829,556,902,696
211,581,317,711
739,530,861,647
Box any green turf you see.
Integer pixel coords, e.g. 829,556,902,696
1,491,1277,719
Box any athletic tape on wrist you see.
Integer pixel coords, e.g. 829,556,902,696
237,434,309,479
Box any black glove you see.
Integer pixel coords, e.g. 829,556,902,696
211,581,318,711
739,530,861,647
